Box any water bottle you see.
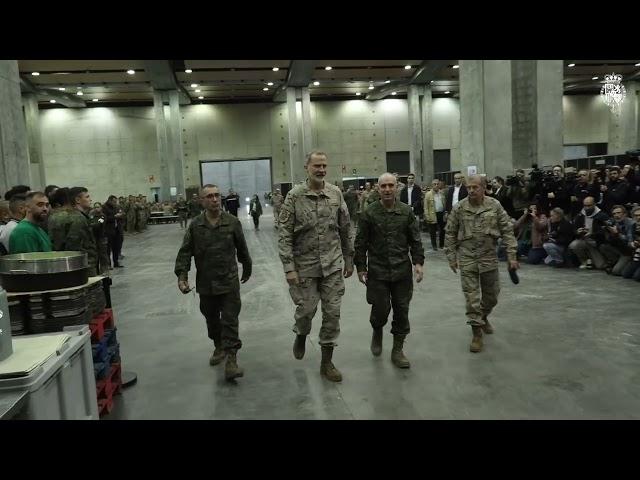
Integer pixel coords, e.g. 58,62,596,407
0,286,13,362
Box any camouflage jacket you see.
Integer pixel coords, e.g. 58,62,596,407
272,193,284,209
49,208,100,276
355,200,424,282
278,180,354,277
343,190,359,217
189,199,202,217
176,200,189,214
366,190,381,206
444,196,517,272
174,212,252,295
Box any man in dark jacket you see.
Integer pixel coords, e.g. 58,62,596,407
445,173,468,213
490,177,515,218
175,184,252,381
103,195,124,268
355,173,424,369
224,189,240,217
399,173,424,218
570,170,599,219
542,207,574,266
569,196,610,270
601,166,630,214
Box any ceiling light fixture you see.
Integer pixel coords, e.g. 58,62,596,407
263,87,269,91
272,67,279,71
391,91,397,95
368,85,374,90
635,62,640,66
356,92,361,96
452,65,460,69
195,89,201,93
185,69,193,73
191,83,198,88
404,65,412,70
92,99,99,102
592,76,599,80
325,66,332,71
198,96,204,100
568,63,576,67
385,80,391,84
49,100,56,104
77,86,82,90
445,91,450,94
58,87,65,91
267,82,274,86
127,69,135,75
313,81,320,86
77,91,84,96
32,72,40,76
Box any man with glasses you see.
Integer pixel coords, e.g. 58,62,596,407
175,184,252,381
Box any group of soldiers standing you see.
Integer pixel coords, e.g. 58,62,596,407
120,195,152,234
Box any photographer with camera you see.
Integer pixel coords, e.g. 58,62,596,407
621,206,640,281
599,205,637,275
601,166,630,214
542,208,574,267
538,165,571,215
570,170,599,219
569,196,610,270
507,169,531,214
514,203,548,264
490,177,516,218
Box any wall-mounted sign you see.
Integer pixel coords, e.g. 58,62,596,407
467,166,477,176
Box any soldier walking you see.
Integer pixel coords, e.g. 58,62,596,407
278,150,354,382
355,173,424,368
176,194,189,228
272,189,284,229
444,175,519,353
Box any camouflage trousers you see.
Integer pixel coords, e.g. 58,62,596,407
366,276,412,335
274,206,281,227
288,269,345,346
178,212,188,228
460,266,500,326
199,289,242,352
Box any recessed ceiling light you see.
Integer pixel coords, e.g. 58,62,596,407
272,67,279,71
404,65,412,70
92,99,99,102
58,87,65,91
325,66,332,71
198,96,204,100
444,91,450,94
391,91,397,95
568,63,575,67
452,65,460,69
185,69,193,73
77,91,84,96
385,80,391,84
49,100,56,104
77,86,82,90
635,62,640,66
430,80,434,83
263,87,269,91
127,69,135,75
267,82,274,86
592,76,599,80
368,85,374,90
191,83,198,88
32,72,40,76
313,81,320,86
356,92,361,96
195,89,201,93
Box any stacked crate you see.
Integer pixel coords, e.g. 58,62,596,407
90,308,122,417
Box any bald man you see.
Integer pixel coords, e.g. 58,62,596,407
444,175,518,353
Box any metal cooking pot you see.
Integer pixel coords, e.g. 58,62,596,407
0,252,89,292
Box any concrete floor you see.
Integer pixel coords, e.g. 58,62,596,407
105,208,640,420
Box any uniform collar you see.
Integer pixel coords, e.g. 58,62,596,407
376,200,403,214
303,179,330,198
461,196,492,213
195,211,230,228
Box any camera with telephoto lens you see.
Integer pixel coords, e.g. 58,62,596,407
505,175,520,187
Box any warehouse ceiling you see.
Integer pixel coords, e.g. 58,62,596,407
17,59,640,108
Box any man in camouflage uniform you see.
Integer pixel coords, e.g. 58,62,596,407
366,183,381,206
278,150,354,382
271,189,284,229
49,187,102,276
189,193,202,219
176,194,189,228
126,195,137,233
444,175,519,353
355,173,424,368
136,196,146,232
343,185,359,225
175,184,252,381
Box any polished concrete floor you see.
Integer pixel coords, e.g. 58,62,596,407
105,208,640,420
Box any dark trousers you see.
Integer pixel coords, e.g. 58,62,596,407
527,247,546,265
228,208,238,217
366,277,413,335
199,289,242,351
429,212,446,250
251,214,260,228
106,232,123,267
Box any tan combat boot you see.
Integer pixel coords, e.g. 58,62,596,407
481,315,494,335
370,328,383,356
293,334,306,360
320,346,342,382
209,335,226,365
224,351,244,381
391,334,410,368
470,326,483,353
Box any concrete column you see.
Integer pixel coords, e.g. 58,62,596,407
420,86,434,183
153,90,171,201
460,60,512,177
286,87,301,183
0,60,31,193
511,60,563,169
407,85,423,179
300,87,313,157
168,90,186,197
23,93,46,189
608,81,639,155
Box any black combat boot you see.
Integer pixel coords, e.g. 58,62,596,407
293,334,306,360
370,328,383,356
209,334,226,365
481,315,494,334
470,326,483,353
224,351,244,381
320,346,342,382
391,334,410,368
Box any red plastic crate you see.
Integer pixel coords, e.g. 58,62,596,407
90,309,114,342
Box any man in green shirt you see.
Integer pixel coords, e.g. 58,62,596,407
9,192,53,254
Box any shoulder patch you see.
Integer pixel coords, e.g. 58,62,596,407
279,209,291,224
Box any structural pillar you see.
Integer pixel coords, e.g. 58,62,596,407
407,85,423,180
420,86,434,183
286,87,302,184
168,90,186,197
152,90,171,201
608,81,639,155
0,60,31,193
300,87,313,157
23,92,46,189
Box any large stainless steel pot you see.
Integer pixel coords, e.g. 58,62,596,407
0,252,89,292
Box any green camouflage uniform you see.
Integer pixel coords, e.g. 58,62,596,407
126,200,137,233
49,208,101,276
366,190,381,206
278,180,354,346
189,198,202,218
47,208,72,250
174,212,252,352
271,192,284,227
343,189,359,223
444,196,517,326
176,199,189,228
354,200,424,335
136,201,145,232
